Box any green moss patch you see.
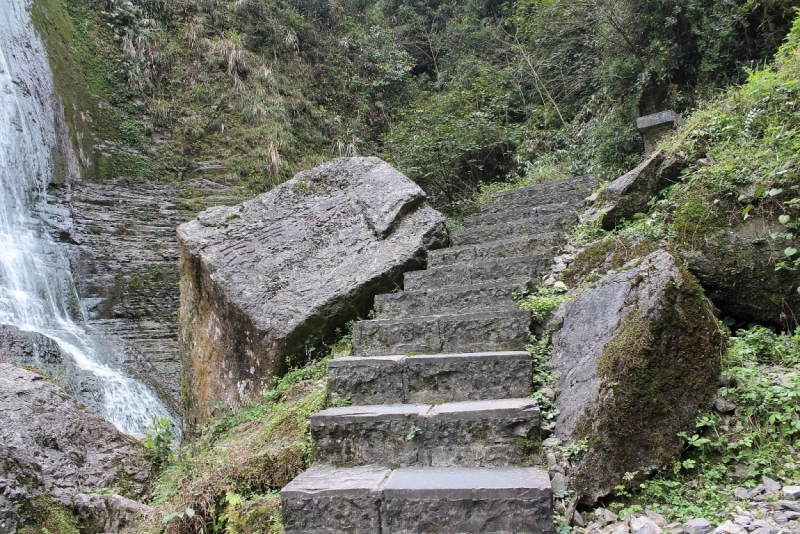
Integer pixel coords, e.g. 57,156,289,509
18,495,80,534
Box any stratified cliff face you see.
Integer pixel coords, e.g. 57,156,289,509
178,157,448,431
42,177,241,412
58,178,184,407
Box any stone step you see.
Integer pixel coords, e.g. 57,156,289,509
481,174,599,215
352,309,531,357
311,398,541,468
427,233,562,268
404,254,550,291
464,200,581,230
328,351,532,406
282,465,554,533
374,279,529,320
450,212,577,247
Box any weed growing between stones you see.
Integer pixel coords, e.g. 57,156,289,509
516,286,570,324
518,286,564,425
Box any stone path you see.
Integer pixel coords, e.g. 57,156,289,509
281,174,600,533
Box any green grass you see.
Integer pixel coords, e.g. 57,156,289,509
140,357,332,533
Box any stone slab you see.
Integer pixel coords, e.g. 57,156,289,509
328,351,532,405
281,466,553,534
382,467,554,533
450,213,577,247
352,310,531,356
404,254,550,290
311,398,540,467
427,234,561,268
328,355,407,405
636,110,683,133
374,280,526,319
464,200,580,229
481,175,599,215
488,174,599,203
281,466,389,533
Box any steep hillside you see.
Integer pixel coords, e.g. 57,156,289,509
32,0,800,211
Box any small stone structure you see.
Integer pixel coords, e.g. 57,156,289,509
637,110,684,154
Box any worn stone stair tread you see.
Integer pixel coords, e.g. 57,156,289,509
313,397,539,423
427,233,562,268
328,351,532,405
375,279,529,319
383,466,550,497
449,212,577,247
463,200,581,230
281,464,390,498
480,174,599,215
352,309,531,356
281,466,554,533
311,398,541,467
489,173,598,201
404,253,550,291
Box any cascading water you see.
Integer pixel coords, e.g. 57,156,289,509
0,0,174,434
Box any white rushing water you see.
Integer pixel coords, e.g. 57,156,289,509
0,0,173,434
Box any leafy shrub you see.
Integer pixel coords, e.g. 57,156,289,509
609,325,800,522
144,416,174,467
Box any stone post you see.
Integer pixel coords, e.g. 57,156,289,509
636,110,684,155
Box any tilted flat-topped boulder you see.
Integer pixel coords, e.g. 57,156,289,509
177,157,446,428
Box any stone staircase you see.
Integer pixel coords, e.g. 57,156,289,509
281,174,599,533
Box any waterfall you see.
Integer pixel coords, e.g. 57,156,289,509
0,0,174,434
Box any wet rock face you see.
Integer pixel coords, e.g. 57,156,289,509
551,250,723,504
0,363,152,533
678,216,800,327
0,325,107,412
178,157,447,429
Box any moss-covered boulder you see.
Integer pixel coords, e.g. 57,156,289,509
676,215,800,327
550,250,723,504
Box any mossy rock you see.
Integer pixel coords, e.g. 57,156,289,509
678,216,799,327
550,249,723,504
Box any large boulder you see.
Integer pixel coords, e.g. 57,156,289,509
0,363,153,533
550,250,723,504
678,216,800,327
177,157,447,429
586,150,686,230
